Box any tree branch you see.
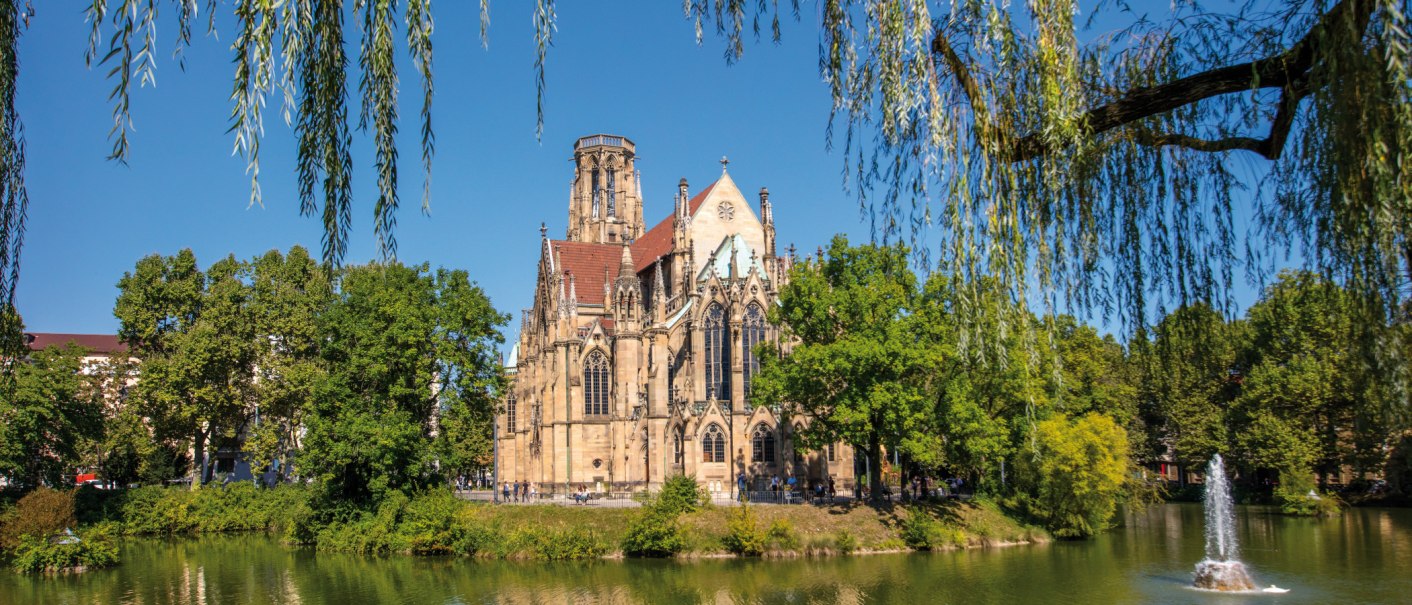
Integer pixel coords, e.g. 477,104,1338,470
929,0,1375,162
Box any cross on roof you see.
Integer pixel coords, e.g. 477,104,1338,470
720,156,729,172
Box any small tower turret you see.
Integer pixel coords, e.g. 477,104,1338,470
567,134,643,244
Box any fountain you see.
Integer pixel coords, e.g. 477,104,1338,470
1192,454,1257,592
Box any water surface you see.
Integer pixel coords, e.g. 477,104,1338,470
4,504,1409,604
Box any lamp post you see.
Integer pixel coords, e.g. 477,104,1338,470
492,409,499,504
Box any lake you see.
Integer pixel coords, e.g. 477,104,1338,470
4,504,1409,604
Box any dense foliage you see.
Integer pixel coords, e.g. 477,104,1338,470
0,343,103,490
754,235,932,502
106,247,506,499
762,239,1407,535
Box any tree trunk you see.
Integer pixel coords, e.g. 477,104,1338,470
868,431,884,504
191,429,207,490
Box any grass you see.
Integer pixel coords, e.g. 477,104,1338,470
16,483,1046,565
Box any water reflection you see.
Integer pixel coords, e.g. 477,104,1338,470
3,505,1409,605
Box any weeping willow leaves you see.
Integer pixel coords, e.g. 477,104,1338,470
0,2,27,362
686,0,1412,369
78,0,459,267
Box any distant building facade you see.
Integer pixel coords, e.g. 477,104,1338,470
496,134,855,496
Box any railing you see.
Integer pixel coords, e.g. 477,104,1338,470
575,134,633,150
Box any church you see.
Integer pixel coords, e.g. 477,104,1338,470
496,134,855,497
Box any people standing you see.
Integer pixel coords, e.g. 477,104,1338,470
737,471,748,503
827,476,837,502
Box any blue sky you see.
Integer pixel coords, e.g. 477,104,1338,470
13,2,1270,341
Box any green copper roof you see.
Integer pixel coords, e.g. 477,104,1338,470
698,234,768,281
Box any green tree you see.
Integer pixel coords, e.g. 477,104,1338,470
115,251,257,488
1134,304,1242,471
754,235,931,502
245,247,332,483
1014,413,1131,538
909,273,1034,486
305,262,505,502
0,341,104,489
1233,270,1390,488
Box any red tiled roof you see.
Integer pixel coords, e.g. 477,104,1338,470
552,240,627,306
630,181,716,273
25,333,127,354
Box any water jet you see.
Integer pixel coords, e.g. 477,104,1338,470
1191,454,1257,592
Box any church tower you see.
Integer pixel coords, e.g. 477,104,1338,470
566,134,645,244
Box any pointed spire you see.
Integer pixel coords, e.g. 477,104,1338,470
618,243,635,277
568,272,579,316
759,187,771,224
654,258,665,300
677,178,689,219
557,271,568,318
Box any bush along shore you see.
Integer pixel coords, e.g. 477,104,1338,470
0,478,1046,570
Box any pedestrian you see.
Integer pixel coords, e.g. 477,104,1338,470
737,471,748,503
529,482,538,502
786,475,797,503
501,481,510,503
912,475,921,500
770,474,780,502
828,476,836,502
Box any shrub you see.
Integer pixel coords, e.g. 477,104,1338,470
900,510,941,550
655,475,705,515
10,524,119,573
0,487,76,551
506,526,606,560
621,509,686,557
114,484,312,535
765,519,799,551
721,505,766,556
834,530,858,554
399,490,465,555
1276,485,1343,517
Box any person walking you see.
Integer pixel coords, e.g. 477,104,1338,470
529,482,538,502
770,474,781,502
737,471,748,503
827,476,837,502
501,481,511,503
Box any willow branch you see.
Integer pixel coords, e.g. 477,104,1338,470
929,0,1375,162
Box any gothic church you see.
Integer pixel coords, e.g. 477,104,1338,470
497,134,855,496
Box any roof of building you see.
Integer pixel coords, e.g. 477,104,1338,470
550,240,628,306
630,181,717,273
698,233,768,281
24,333,127,354
505,342,519,370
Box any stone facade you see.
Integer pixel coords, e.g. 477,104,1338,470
496,134,855,497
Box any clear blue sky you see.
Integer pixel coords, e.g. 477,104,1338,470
13,2,1268,340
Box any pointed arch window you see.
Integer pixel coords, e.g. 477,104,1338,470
751,424,776,463
704,303,729,404
743,304,766,398
591,168,602,217
702,423,726,463
507,392,518,432
673,425,685,465
607,168,617,217
584,351,610,416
